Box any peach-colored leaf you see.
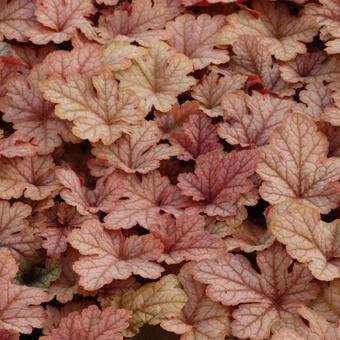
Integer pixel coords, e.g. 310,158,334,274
32,203,93,258
0,155,60,200
0,64,78,155
219,0,318,61
178,150,258,217
170,112,222,160
0,62,20,97
104,170,189,230
230,35,296,97
257,112,340,213
40,70,145,144
292,81,333,121
165,14,228,70
56,168,124,215
268,200,340,281
68,219,164,290
43,38,104,78
41,305,131,340
92,121,179,174
272,305,340,340
0,201,40,260
112,274,187,337
150,214,224,264
0,131,36,158
116,41,196,112
161,262,231,340
0,248,18,283
280,52,340,84
96,0,182,45
193,243,320,339
218,91,293,147
27,0,97,44
0,0,35,42
104,39,147,72
312,279,340,322
323,82,340,126
0,282,48,334
191,71,246,117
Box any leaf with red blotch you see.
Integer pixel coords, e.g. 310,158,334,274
169,113,222,160
56,168,124,215
268,200,340,281
230,36,297,97
40,70,145,145
0,131,36,158
292,81,333,121
272,305,340,340
0,42,24,67
0,155,60,200
0,201,40,260
104,170,190,230
27,0,97,44
155,101,201,136
43,37,104,78
178,149,258,217
116,41,196,113
219,0,318,61
161,262,231,340
191,71,247,117
257,112,340,214
0,248,18,283
0,0,35,42
96,0,182,45
150,214,224,264
165,14,228,70
32,203,93,258
193,243,320,340
218,91,293,147
41,305,131,340
280,52,340,84
91,121,179,174
0,248,49,334
0,64,79,155
68,219,164,290
0,329,19,340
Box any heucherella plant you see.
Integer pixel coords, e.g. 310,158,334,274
0,0,339,339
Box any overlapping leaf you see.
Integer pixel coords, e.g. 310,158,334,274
257,112,340,213
68,219,164,290
193,243,320,339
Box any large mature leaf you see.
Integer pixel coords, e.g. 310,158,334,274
104,170,190,230
165,14,228,70
68,219,164,290
40,70,145,144
116,41,196,112
219,0,318,61
178,150,258,217
150,214,224,264
193,243,320,339
268,200,340,281
218,91,293,146
257,112,340,213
